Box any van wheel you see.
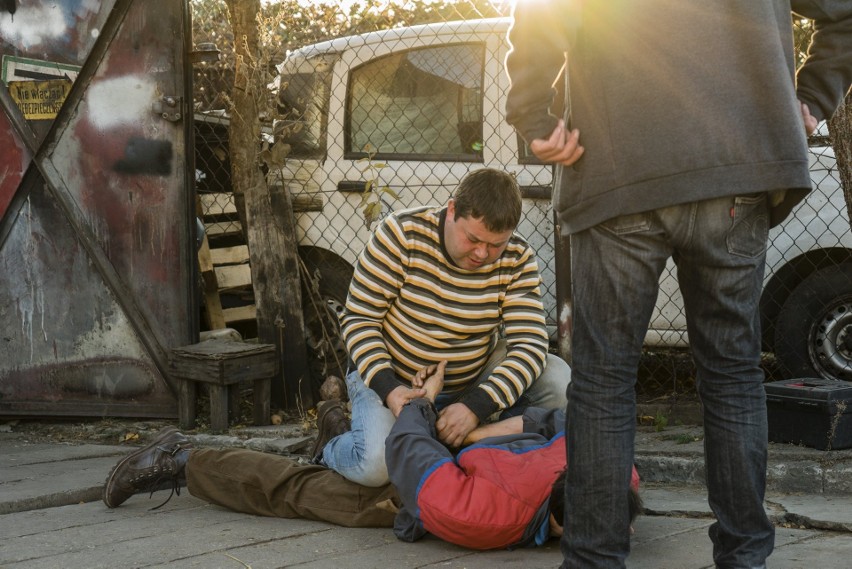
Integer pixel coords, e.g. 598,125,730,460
299,248,353,387
773,263,852,381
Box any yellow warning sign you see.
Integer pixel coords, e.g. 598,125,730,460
8,79,72,120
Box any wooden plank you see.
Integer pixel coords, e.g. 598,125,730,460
228,2,309,410
253,378,271,425
203,192,322,217
170,355,277,385
204,220,242,238
222,304,257,323
292,193,324,212
197,235,226,329
209,244,250,265
208,384,229,432
177,378,197,429
199,192,238,216
214,264,252,289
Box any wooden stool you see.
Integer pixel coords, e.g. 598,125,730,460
169,340,277,432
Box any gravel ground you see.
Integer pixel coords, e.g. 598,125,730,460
0,406,314,447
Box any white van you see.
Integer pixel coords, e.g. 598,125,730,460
271,18,852,382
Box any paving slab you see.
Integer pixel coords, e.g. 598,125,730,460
3,494,851,569
0,436,127,514
635,424,852,495
3,424,852,568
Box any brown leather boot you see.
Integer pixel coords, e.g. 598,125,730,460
310,400,351,462
103,427,192,509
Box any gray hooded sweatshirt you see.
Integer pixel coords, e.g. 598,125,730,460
505,0,852,234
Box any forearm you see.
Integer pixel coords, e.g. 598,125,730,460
386,399,452,507
505,0,578,141
341,229,406,401
793,1,852,121
341,319,402,402
462,415,524,446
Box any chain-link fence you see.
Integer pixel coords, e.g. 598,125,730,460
190,1,852,400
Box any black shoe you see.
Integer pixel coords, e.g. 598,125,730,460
103,427,192,509
310,400,351,462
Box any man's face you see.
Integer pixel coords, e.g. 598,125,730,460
443,199,514,270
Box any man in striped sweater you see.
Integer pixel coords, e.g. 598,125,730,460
318,168,572,487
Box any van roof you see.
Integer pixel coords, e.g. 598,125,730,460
282,17,511,62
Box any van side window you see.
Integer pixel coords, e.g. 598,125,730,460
346,43,484,161
276,54,337,159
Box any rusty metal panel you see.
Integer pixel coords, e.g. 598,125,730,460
0,104,29,220
0,0,195,418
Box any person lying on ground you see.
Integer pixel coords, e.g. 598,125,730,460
385,364,640,549
102,365,641,550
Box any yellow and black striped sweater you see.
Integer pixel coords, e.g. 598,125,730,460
340,205,549,421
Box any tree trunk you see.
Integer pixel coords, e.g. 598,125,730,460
828,93,852,230
225,0,313,410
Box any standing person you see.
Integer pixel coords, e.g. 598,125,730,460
504,2,852,568
318,167,571,487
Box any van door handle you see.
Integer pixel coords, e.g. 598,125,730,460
338,180,367,193
519,185,552,200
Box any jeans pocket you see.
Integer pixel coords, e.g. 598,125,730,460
727,193,769,258
601,211,652,235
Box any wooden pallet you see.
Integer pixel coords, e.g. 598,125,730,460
196,189,325,330
197,193,257,329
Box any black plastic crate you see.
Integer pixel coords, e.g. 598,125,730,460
764,378,852,450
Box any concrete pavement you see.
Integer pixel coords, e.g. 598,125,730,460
2,421,852,568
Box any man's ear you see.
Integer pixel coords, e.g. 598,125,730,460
447,198,456,220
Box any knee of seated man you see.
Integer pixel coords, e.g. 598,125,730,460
530,354,571,407
358,462,390,488
357,446,390,488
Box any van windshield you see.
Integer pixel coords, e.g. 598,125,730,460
275,54,336,159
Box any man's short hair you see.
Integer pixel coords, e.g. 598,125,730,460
451,168,522,233
549,468,643,528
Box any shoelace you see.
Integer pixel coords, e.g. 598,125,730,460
148,476,182,511
142,443,187,511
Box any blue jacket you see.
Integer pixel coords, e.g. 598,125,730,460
385,400,566,550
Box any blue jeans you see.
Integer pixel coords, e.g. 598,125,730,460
321,372,396,487
561,194,774,569
323,342,571,487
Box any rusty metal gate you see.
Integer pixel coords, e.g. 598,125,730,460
0,0,195,418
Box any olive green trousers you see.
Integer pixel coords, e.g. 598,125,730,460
186,447,399,527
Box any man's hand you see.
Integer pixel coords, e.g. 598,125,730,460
386,385,426,418
411,361,446,390
529,119,584,166
411,361,447,401
800,101,818,136
436,403,479,448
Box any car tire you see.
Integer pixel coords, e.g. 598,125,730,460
774,262,852,381
299,247,353,386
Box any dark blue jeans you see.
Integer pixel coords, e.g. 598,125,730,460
561,194,774,569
